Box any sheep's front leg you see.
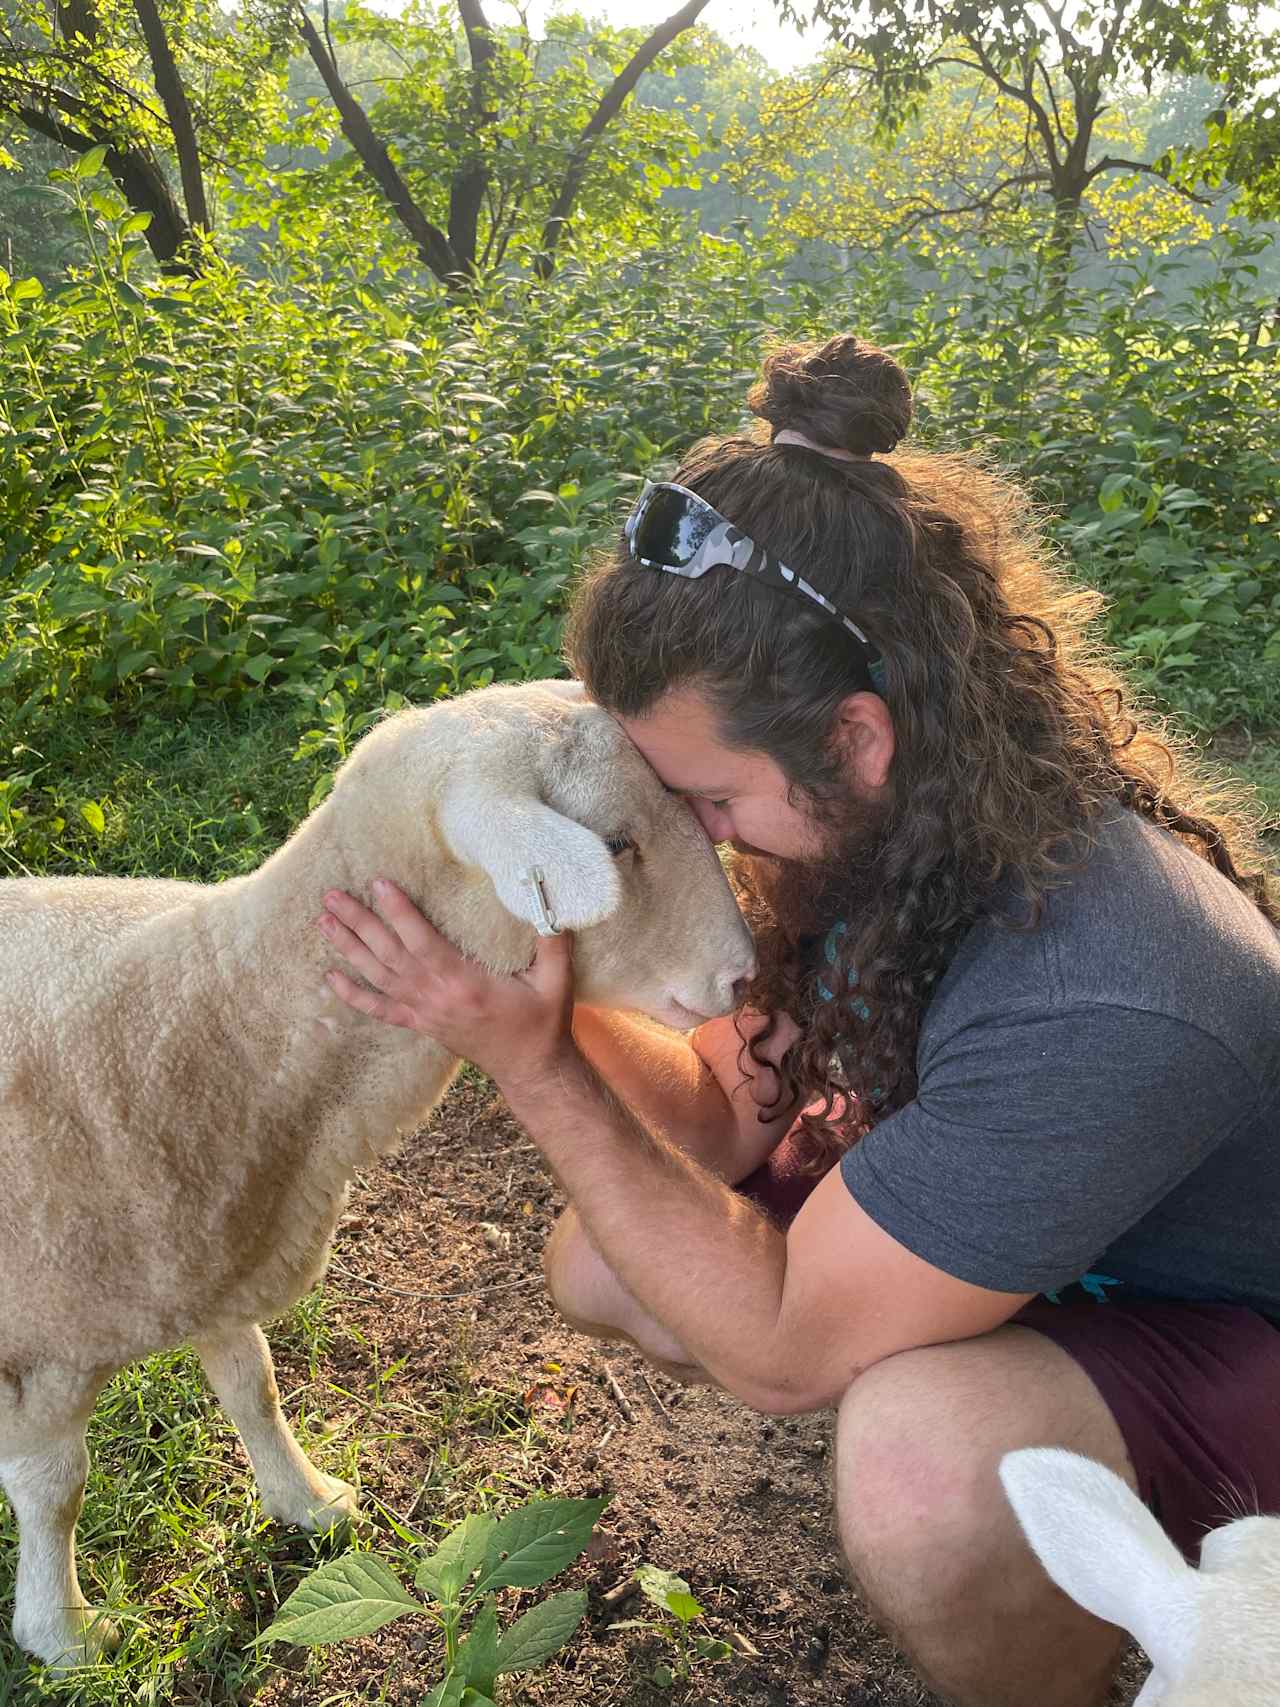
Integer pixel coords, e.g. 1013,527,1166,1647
0,1429,119,1669
193,1325,358,1532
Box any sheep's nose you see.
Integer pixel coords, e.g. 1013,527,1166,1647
731,975,752,1007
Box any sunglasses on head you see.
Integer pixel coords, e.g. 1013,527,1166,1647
623,481,884,687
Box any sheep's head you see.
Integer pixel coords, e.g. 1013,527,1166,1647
363,681,756,1029
1000,1447,1280,1706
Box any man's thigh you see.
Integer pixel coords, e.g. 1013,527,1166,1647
835,1322,1137,1564
834,1326,1138,1707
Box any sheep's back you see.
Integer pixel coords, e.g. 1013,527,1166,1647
0,874,272,1368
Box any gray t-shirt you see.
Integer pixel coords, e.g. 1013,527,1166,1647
840,808,1280,1314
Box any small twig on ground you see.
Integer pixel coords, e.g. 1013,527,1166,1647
327,1257,538,1302
597,1425,616,1453
637,1368,673,1424
603,1365,636,1423
601,1577,639,1607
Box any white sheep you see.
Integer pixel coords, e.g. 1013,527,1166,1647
0,679,756,1669
1000,1446,1280,1705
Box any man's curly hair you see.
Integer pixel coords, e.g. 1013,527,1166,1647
565,333,1278,1173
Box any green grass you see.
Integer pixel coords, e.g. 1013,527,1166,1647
0,701,317,882
0,1293,545,1705
1231,740,1280,827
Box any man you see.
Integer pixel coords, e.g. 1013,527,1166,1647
317,334,1280,1705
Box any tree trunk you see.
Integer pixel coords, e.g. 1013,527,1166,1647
296,7,462,288
132,0,210,234
447,0,497,277
1043,177,1084,317
14,104,196,273
534,0,711,279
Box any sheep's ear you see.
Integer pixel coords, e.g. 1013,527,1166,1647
437,773,621,931
999,1449,1201,1680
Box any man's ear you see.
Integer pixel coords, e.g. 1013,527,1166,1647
833,691,894,791
437,770,621,931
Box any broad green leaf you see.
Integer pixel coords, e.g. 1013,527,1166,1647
415,1514,496,1601
455,1598,499,1695
256,1553,418,1647
493,1589,587,1674
476,1497,608,1592
635,1565,702,1622
73,144,109,180
11,277,43,303
120,212,153,236
694,1635,733,1659
79,801,106,835
421,1676,465,1707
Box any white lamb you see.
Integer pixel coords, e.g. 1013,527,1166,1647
0,679,756,1669
1001,1446,1280,1705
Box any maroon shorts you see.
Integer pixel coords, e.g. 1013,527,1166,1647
739,1135,1280,1562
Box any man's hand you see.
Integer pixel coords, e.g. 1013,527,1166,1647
317,879,577,1088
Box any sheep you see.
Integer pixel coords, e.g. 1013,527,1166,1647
1000,1446,1280,1705
0,679,757,1670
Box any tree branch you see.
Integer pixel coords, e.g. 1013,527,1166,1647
448,0,498,273
132,0,209,232
1085,154,1215,203
895,168,1052,234
12,101,195,270
1034,57,1069,156
535,0,710,278
961,30,1061,174
295,5,462,287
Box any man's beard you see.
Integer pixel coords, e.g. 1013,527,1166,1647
731,791,893,953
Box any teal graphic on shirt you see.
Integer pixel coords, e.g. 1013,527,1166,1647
1042,1273,1124,1305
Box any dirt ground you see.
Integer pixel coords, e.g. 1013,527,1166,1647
252,1077,1149,1707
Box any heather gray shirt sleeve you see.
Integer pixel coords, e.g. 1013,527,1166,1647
839,1003,1259,1295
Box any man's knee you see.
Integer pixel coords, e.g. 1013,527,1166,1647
833,1345,1004,1604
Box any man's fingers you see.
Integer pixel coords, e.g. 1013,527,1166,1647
372,878,459,962
522,929,576,994
325,968,418,1030
318,912,397,990
322,889,408,970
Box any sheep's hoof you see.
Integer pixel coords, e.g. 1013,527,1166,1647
263,1472,360,1533
16,1605,121,1671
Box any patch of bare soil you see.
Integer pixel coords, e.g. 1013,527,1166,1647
260,1078,1148,1707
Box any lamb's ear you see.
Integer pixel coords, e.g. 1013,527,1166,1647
437,771,621,930
999,1449,1201,1679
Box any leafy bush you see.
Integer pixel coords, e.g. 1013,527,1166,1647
835,234,1280,726
2,156,1276,781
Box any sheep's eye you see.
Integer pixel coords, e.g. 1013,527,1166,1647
605,834,634,857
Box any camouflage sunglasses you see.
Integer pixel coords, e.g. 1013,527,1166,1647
624,481,884,686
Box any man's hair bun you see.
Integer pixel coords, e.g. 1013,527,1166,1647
748,333,913,457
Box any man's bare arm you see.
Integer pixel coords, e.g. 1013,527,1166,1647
570,1007,801,1183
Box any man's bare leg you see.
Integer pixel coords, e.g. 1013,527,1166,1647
834,1325,1137,1707
546,1210,1138,1705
